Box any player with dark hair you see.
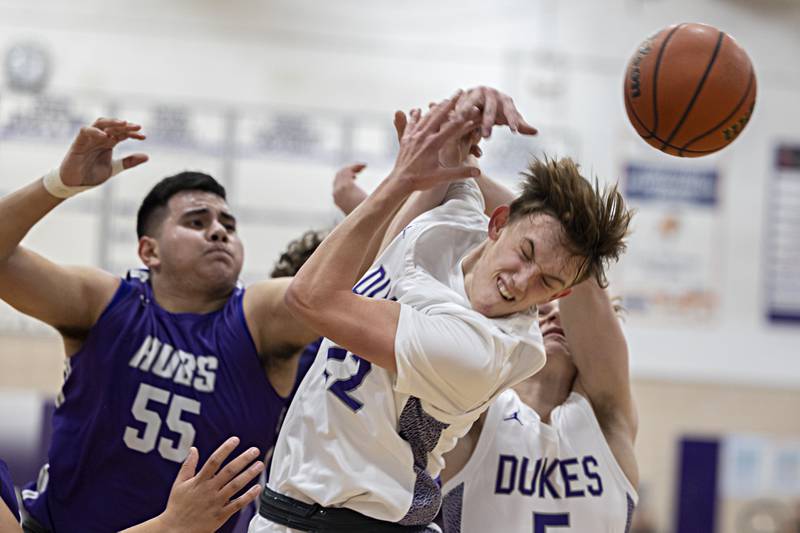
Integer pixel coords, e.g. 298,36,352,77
271,230,329,279
0,119,318,533
251,87,632,532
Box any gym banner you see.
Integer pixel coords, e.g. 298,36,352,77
620,162,721,323
765,145,800,324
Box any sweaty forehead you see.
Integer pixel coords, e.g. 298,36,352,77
167,190,230,215
512,214,566,257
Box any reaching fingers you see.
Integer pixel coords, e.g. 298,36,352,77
429,116,477,151
104,124,145,143
196,436,239,482
514,116,538,135
214,447,260,489
409,108,422,124
419,90,463,135
175,447,199,485
223,484,262,517
91,117,127,130
500,95,537,135
219,458,264,500
481,90,498,138
349,163,367,174
393,111,407,141
121,153,149,170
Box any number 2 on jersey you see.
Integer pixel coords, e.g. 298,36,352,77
123,383,200,462
326,346,372,411
534,512,570,532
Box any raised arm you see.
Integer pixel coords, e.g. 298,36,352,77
558,280,639,486
285,94,479,371
0,119,148,344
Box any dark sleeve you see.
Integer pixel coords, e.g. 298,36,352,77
0,459,20,522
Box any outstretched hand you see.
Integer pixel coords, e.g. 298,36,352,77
59,118,148,187
458,86,538,138
157,437,264,533
389,91,480,192
332,162,368,215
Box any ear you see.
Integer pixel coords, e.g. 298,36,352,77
138,236,161,269
545,288,572,302
487,205,511,241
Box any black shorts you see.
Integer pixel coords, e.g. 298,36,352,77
258,486,437,533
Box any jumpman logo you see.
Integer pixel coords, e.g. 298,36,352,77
503,410,523,426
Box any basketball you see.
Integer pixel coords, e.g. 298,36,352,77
624,22,756,157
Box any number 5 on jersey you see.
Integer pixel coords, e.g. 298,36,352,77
123,383,201,462
534,513,569,532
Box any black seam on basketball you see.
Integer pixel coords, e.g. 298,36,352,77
681,66,755,152
623,111,729,154
661,31,726,154
625,90,657,137
651,24,685,137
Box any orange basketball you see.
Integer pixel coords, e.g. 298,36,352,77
624,23,756,157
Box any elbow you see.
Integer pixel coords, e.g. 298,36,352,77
285,274,332,323
284,277,314,321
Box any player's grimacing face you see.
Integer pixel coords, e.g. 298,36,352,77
152,191,244,288
468,212,581,318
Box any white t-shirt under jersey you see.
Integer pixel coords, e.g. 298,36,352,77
440,390,638,533
264,180,547,527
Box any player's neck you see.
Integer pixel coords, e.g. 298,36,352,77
149,273,231,314
514,371,573,424
461,240,487,302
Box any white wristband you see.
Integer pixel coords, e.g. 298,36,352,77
42,159,126,199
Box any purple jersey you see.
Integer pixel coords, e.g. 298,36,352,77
23,270,287,533
0,459,19,522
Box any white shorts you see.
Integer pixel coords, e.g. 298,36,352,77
248,514,301,533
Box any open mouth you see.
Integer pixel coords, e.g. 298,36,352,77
497,278,515,302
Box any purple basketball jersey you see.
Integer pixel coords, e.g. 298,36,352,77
0,458,19,522
23,270,288,532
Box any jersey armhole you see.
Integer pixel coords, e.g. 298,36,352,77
94,277,129,324
235,289,287,402
568,392,639,504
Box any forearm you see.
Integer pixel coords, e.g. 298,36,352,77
119,515,168,533
474,162,514,215
0,179,62,262
559,281,630,400
333,184,368,215
378,184,450,254
288,176,410,313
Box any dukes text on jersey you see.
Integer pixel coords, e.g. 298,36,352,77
494,453,604,499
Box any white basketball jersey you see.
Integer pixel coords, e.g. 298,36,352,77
440,390,637,533
266,180,546,526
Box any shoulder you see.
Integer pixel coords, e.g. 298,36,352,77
242,278,291,315
409,179,488,233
